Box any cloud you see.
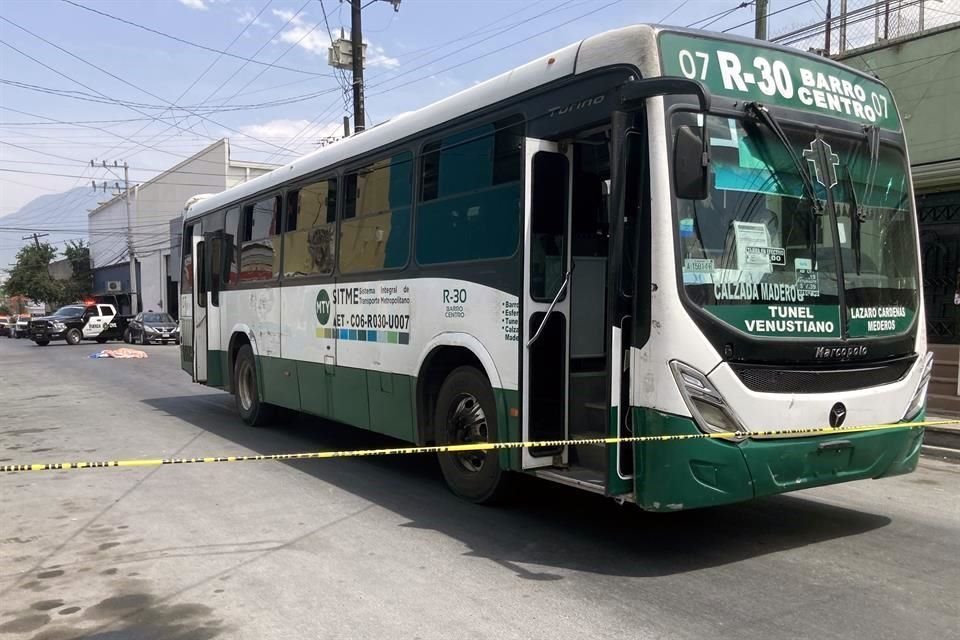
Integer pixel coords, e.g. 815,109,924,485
236,9,270,28
239,119,344,152
368,45,399,69
270,9,398,68
178,0,209,10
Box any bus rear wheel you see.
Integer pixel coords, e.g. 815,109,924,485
434,366,508,504
233,344,276,426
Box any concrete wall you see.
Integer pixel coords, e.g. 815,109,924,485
838,25,960,170
87,139,276,313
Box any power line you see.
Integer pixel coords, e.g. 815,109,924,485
366,0,623,98
365,0,581,92
686,2,754,29
0,17,300,156
119,0,323,166
658,1,691,23
317,0,353,110
0,77,341,113
0,155,282,182
363,0,554,83
0,167,256,190
0,106,276,168
85,0,280,172
723,0,810,33
59,0,331,78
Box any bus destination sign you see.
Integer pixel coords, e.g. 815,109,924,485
659,32,900,131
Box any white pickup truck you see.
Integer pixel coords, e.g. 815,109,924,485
29,303,130,346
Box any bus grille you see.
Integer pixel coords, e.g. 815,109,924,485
730,357,916,394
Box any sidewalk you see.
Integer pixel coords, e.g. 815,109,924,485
923,415,960,462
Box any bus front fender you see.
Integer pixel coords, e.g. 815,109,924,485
415,332,505,391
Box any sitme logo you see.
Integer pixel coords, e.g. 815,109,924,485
316,289,331,325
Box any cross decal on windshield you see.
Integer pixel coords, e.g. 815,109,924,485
802,136,840,189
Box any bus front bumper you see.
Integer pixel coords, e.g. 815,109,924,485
633,409,924,512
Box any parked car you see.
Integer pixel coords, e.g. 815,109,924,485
0,315,9,337
29,303,130,346
125,312,179,345
14,314,30,338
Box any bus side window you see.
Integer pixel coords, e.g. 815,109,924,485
415,116,523,265
223,207,240,286
240,195,281,281
182,223,194,294
283,178,338,277
196,241,207,308
340,153,412,273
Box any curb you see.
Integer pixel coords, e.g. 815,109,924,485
921,444,960,463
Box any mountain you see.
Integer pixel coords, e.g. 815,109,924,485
0,187,103,278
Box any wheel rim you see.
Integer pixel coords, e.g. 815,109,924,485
237,359,255,412
446,393,489,473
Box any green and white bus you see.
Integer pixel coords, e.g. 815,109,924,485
181,25,931,509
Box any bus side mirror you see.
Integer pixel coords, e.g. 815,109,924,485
674,125,710,200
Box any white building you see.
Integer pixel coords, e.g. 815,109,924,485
88,139,278,317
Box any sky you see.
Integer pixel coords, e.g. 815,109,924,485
0,0,846,224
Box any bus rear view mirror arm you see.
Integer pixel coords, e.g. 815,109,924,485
619,76,712,113
619,77,712,201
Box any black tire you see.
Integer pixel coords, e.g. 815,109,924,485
34,339,49,347
64,328,82,345
434,366,509,504
138,331,147,346
123,328,131,344
233,344,276,426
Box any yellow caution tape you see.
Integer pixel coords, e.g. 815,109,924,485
1,419,956,474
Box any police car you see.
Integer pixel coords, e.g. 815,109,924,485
30,303,129,346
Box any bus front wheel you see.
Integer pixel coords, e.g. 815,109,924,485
434,366,508,504
234,344,276,426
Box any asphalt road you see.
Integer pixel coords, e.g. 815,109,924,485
1,336,958,640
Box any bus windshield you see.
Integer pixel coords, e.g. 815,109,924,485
674,113,918,339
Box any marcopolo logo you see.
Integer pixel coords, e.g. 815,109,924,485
315,289,331,325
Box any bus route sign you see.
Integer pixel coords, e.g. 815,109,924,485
659,32,901,131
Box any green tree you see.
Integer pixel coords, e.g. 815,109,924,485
4,242,62,306
62,240,92,304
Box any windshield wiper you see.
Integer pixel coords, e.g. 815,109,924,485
744,102,825,263
844,165,864,275
845,125,879,276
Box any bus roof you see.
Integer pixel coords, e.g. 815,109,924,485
184,23,891,220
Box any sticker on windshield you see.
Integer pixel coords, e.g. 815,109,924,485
733,221,773,272
745,246,785,266
796,269,820,297
684,258,715,273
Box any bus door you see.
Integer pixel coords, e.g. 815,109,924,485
192,224,208,383
521,139,572,469
203,223,224,387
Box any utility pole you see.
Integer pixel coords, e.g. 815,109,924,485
22,232,48,249
755,0,768,40
350,0,365,132
93,158,137,314
840,0,848,54
825,0,833,56
123,161,138,315
330,1,400,134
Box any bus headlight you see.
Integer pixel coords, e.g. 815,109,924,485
903,352,934,420
670,361,747,441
